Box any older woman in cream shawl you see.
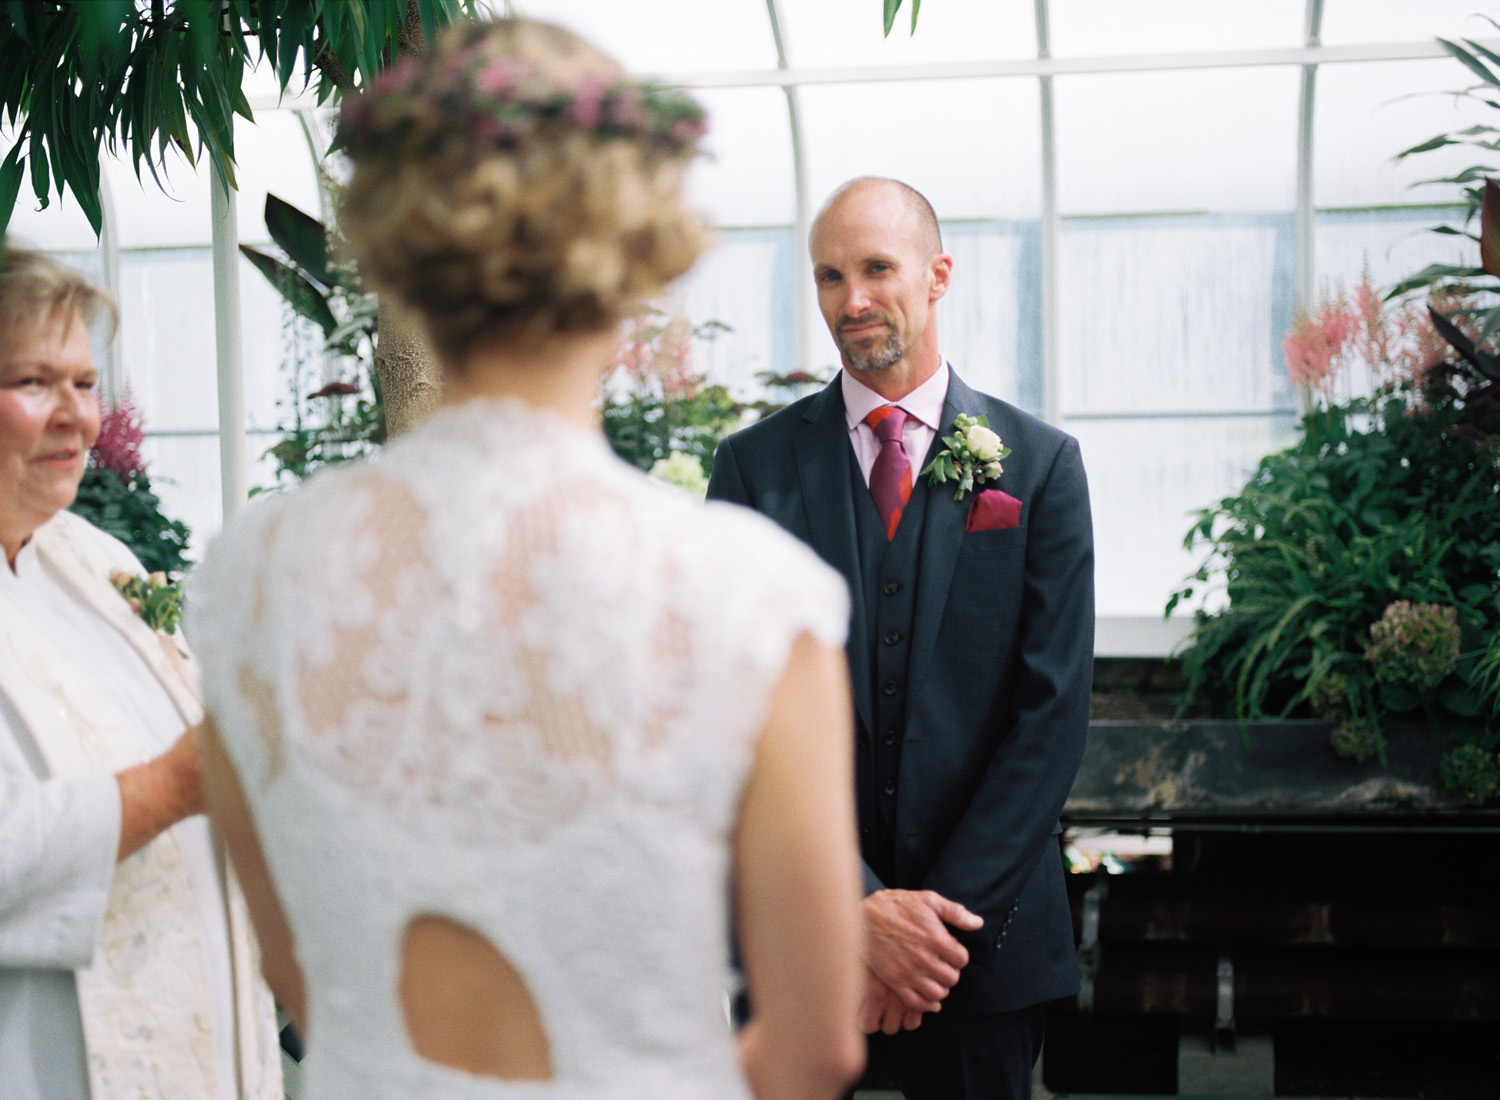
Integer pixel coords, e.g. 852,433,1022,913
0,247,280,1100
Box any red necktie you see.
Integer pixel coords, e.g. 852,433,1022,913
865,406,912,540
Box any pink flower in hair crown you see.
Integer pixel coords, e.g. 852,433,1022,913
335,48,708,158
475,60,525,96
571,73,610,128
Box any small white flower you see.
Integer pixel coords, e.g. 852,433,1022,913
964,424,1003,461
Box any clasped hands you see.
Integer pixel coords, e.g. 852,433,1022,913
859,888,982,1035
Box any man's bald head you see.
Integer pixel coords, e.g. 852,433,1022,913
811,177,943,260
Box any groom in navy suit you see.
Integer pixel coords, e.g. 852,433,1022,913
708,177,1093,1100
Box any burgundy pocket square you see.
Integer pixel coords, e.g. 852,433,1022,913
966,489,1022,532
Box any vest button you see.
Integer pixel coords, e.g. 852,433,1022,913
883,629,901,645
882,580,900,596
884,731,897,746
882,679,899,696
857,733,869,750
860,825,870,839
883,781,896,795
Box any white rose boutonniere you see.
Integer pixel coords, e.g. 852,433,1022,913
920,413,1012,501
963,423,1004,462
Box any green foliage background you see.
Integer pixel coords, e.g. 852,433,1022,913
70,466,192,578
1170,358,1499,789
0,0,469,236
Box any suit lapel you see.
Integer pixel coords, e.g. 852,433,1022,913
908,370,988,694
794,382,873,736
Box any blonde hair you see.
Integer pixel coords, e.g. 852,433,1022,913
0,246,117,349
338,19,710,364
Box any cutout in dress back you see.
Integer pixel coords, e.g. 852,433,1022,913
399,914,555,1081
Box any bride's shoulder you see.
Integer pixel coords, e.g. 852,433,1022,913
663,491,851,639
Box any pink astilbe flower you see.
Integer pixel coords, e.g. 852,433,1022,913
1352,278,1392,373
1283,295,1352,395
90,392,147,482
608,310,705,399
1285,274,1486,403
657,320,701,401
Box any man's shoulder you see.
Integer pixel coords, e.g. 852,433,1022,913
719,386,831,454
954,378,1075,456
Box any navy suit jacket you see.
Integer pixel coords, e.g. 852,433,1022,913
707,369,1093,1013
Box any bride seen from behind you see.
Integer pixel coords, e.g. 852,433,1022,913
189,17,865,1100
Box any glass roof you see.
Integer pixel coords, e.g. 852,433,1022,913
4,0,1492,652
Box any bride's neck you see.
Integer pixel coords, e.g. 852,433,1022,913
440,330,617,431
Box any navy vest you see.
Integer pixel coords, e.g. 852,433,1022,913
850,453,929,885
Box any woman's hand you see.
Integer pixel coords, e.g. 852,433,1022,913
115,724,206,861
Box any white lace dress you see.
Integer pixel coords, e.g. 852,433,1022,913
187,399,849,1100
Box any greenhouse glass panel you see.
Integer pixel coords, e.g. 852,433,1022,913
1050,0,1303,57
513,0,778,74
39,251,105,291
233,110,327,242
115,251,284,436
1315,206,1470,296
104,149,217,249
115,251,220,431
800,78,1043,220
1055,67,1300,215
139,435,224,554
937,223,1038,412
1075,414,1298,619
676,228,798,396
1058,215,1295,417
686,87,796,227
1320,0,1493,46
1313,58,1493,209
780,0,1036,68
3,174,99,252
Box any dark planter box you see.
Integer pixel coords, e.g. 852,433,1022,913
1066,719,1488,820
1050,719,1500,1096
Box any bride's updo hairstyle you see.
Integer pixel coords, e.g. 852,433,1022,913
337,18,710,362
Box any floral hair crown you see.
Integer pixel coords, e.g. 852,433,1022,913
335,45,708,158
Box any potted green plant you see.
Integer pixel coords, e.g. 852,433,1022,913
241,193,384,488
70,393,192,579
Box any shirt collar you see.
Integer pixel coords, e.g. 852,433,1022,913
1,532,41,586
842,360,950,431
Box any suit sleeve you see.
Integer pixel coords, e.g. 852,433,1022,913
920,435,1093,923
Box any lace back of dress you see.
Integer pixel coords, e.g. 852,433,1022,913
238,464,701,845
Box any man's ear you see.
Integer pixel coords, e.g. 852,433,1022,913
929,253,954,302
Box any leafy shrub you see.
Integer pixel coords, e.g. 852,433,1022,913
1439,743,1500,801
1169,277,1499,784
243,194,385,490
600,307,741,477
69,395,191,578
